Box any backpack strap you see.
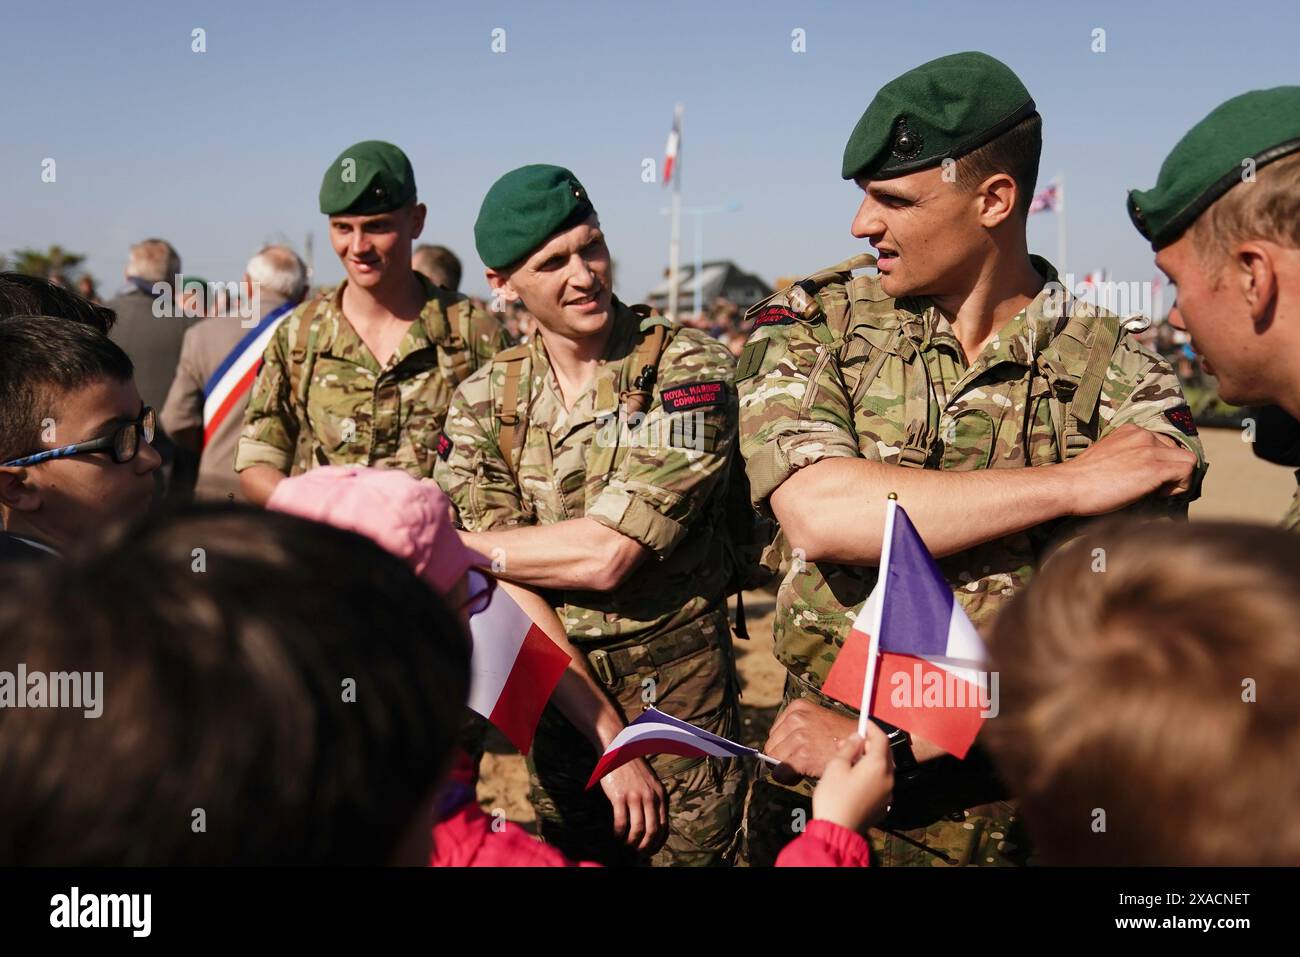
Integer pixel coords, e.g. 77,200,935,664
620,306,672,418
438,294,476,386
1036,310,1124,460
492,344,532,477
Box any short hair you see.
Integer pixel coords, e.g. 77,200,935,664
126,239,180,284
0,316,134,463
1190,152,1300,270
0,272,117,333
246,244,309,302
412,244,463,291
0,504,470,865
954,112,1043,219
985,520,1300,865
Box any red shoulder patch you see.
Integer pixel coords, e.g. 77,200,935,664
751,306,799,329
661,380,727,412
436,432,454,460
1164,406,1198,436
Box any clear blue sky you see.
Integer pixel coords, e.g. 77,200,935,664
1,0,1296,302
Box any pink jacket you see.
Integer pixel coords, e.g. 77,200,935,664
774,820,873,867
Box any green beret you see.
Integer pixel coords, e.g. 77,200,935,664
474,165,595,270
319,140,416,216
841,51,1037,181
1128,87,1300,250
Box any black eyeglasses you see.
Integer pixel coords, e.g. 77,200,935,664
2,407,157,468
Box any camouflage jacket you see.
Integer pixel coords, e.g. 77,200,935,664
236,273,510,478
434,299,737,649
737,256,1207,690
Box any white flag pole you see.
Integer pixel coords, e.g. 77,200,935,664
667,104,684,322
857,493,898,738
1056,173,1067,281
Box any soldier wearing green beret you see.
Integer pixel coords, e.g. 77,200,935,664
1129,87,1300,529
236,140,511,502
434,165,747,866
736,52,1206,866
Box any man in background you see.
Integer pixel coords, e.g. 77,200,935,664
162,246,308,502
413,243,463,291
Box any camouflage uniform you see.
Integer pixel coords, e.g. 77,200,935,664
435,298,745,866
235,272,510,479
737,256,1207,866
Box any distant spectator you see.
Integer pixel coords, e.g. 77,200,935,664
106,238,196,413
0,272,116,333
413,244,463,291
0,316,160,561
76,273,99,304
161,246,308,502
0,504,469,864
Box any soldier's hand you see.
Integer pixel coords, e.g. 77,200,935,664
1060,424,1197,515
764,699,859,780
600,758,668,854
811,723,895,833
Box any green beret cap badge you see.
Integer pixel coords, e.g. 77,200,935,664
475,164,596,270
842,51,1037,181
1127,86,1300,250
319,140,417,216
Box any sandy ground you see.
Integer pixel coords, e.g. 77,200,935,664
476,426,1297,827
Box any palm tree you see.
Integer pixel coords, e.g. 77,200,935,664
9,245,87,282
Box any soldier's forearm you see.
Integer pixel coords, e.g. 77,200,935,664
772,458,1072,565
461,518,647,591
238,465,288,507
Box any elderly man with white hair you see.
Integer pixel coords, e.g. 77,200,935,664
161,245,309,501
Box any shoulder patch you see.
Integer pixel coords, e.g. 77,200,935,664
661,380,727,412
735,339,769,383
1164,405,1198,436
751,305,799,329
436,432,454,460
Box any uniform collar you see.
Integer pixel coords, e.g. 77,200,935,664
531,298,640,435
900,255,1067,371
316,272,448,373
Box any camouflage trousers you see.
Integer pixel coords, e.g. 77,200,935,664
527,607,747,867
740,675,1032,867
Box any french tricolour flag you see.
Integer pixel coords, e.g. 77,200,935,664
662,105,682,187
822,498,990,759
468,584,570,755
201,301,295,449
586,708,760,789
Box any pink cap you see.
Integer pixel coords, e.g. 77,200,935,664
266,466,484,596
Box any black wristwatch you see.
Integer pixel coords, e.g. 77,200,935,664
872,718,922,781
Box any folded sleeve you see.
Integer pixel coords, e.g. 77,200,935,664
586,332,737,560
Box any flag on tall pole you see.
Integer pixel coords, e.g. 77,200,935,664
666,104,684,321
662,107,681,187
821,495,991,759
1029,174,1066,278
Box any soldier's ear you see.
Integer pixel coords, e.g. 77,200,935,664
485,268,519,305
408,203,428,241
1235,241,1278,324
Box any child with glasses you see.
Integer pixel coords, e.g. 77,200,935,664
0,316,161,561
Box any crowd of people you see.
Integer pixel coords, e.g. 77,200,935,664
2,51,1299,868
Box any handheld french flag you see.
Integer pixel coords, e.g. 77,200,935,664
585,708,769,789
821,497,991,759
468,584,570,755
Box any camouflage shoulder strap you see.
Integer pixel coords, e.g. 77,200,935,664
286,295,329,472
1035,308,1125,460
491,343,533,476
437,293,477,386
586,306,676,485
